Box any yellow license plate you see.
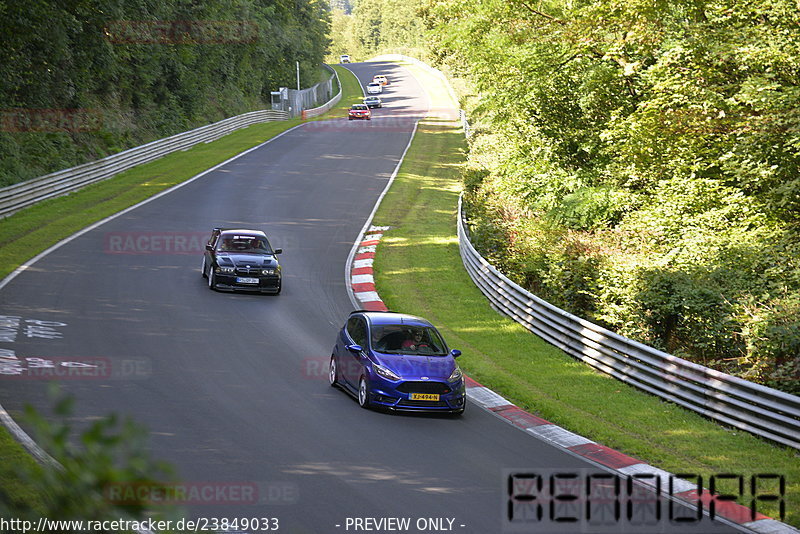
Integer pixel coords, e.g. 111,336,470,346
410,393,439,401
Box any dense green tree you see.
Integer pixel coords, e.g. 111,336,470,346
0,0,331,187
326,0,426,61
424,0,800,392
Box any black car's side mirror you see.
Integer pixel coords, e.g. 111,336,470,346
346,344,363,353
274,248,283,255
450,349,462,358
205,244,213,251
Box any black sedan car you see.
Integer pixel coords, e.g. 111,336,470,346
201,228,282,294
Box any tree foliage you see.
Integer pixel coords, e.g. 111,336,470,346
325,0,427,62
0,390,175,529
424,0,800,392
0,0,331,187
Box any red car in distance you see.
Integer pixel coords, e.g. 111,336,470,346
348,103,372,121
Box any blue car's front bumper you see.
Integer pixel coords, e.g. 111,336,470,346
367,375,466,412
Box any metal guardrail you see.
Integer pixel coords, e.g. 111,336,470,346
302,65,342,119
0,109,289,219
457,195,800,449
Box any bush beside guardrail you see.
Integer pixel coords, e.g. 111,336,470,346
458,195,800,450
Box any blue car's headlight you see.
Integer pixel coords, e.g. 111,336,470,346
374,363,400,381
449,366,463,382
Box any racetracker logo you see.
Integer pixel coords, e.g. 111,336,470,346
0,109,102,133
104,232,208,255
104,20,258,44
303,356,455,380
655,108,791,135
104,481,298,505
303,108,461,133
0,356,152,380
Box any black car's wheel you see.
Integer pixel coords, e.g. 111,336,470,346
201,257,208,278
358,376,371,409
208,269,216,290
329,356,338,387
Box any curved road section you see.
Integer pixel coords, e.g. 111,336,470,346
0,62,740,533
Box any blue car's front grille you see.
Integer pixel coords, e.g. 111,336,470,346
396,381,451,395
397,399,450,408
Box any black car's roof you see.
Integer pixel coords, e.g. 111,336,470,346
217,228,267,237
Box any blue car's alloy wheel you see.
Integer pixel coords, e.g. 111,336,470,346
329,357,338,387
358,377,370,409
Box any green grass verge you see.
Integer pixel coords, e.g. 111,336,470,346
370,62,800,527
0,65,363,511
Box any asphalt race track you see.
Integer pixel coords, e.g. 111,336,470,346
0,62,741,533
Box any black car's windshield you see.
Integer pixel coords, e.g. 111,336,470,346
370,325,447,356
217,235,273,254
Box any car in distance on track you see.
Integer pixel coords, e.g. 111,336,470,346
366,82,383,94
348,103,372,120
340,54,351,63
202,228,282,294
372,74,389,86
329,311,466,414
363,96,382,108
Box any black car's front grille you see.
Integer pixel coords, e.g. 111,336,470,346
236,267,262,275
396,381,451,394
397,399,450,408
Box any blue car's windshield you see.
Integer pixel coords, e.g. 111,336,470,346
370,325,447,356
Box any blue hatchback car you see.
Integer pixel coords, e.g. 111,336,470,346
329,311,466,414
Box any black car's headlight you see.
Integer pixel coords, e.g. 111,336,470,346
261,268,277,275
374,363,400,381
449,366,463,382
217,266,235,274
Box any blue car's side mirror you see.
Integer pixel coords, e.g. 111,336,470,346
346,344,363,353
450,349,461,358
